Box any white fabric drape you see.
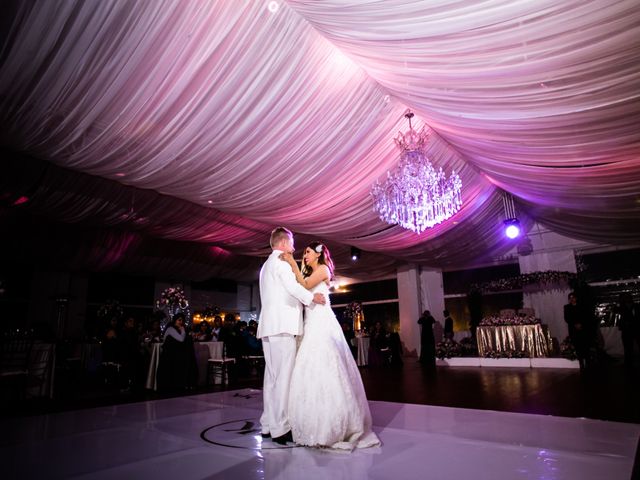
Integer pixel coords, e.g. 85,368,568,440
1,0,639,281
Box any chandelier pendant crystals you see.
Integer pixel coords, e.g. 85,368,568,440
371,112,462,234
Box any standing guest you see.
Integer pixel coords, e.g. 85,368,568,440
564,292,591,369
418,310,436,367
615,293,640,368
120,316,143,391
443,310,454,341
157,313,197,391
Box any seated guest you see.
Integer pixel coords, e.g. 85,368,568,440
194,321,212,342
341,322,357,359
157,314,197,391
211,316,223,341
244,325,263,356
368,321,390,367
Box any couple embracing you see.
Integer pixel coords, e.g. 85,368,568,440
257,227,380,450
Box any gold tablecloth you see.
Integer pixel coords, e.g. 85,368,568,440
476,324,552,358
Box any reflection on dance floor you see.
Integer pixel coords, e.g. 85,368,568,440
1,388,638,479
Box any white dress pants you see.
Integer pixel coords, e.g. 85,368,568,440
260,334,297,438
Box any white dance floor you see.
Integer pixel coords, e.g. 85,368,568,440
1,388,638,480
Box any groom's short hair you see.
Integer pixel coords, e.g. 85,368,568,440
270,227,292,249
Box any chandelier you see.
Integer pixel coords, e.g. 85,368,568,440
371,112,462,234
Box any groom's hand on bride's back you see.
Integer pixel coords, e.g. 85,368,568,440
312,293,326,305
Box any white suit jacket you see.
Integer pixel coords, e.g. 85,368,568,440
257,249,314,338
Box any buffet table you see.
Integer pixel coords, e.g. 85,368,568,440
476,324,552,358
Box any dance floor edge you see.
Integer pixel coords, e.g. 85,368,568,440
1,388,638,480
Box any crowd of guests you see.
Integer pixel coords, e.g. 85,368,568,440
340,320,403,368
565,290,640,370
99,313,263,392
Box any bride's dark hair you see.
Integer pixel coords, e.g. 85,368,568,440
302,241,335,279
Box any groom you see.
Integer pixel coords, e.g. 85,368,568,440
257,227,325,445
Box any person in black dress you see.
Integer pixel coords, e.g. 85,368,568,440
418,310,436,367
157,313,197,391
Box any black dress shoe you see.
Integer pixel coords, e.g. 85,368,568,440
272,431,293,445
261,433,271,439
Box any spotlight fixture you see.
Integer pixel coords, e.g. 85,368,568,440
504,218,521,239
350,247,361,261
502,193,521,239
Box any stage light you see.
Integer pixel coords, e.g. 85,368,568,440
504,219,521,239
350,247,361,261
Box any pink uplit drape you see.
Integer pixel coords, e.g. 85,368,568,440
1,0,638,281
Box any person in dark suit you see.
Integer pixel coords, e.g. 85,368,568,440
443,310,454,341
564,292,591,369
615,293,640,368
418,310,436,367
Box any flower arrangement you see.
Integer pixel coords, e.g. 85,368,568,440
344,301,362,319
97,299,123,319
471,271,577,294
344,301,364,331
436,339,462,359
156,286,189,310
483,349,528,359
479,315,538,327
559,337,577,360
459,336,478,357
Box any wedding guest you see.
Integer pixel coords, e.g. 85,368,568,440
443,310,454,341
120,316,143,391
368,321,390,367
244,325,263,356
615,293,640,368
157,314,197,391
341,322,357,359
418,310,436,367
194,321,212,342
211,316,223,341
564,292,592,369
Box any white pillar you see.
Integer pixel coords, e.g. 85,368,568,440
419,268,446,343
397,265,421,357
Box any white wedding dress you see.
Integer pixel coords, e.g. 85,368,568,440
288,282,380,450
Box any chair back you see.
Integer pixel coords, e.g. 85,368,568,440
0,335,34,374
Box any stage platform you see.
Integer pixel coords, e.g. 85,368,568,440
1,388,637,479
436,357,580,368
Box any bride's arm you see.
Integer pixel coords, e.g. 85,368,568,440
281,254,329,290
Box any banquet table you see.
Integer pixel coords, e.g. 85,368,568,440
352,336,370,366
599,326,623,357
476,324,552,358
145,341,224,390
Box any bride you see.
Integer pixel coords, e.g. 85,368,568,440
280,242,380,450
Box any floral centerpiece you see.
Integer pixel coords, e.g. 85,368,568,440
344,301,364,332
483,349,528,359
156,285,191,330
436,339,462,359
559,337,577,360
479,314,539,327
471,271,577,294
97,299,123,319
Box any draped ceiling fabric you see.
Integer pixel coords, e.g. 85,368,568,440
0,0,639,282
